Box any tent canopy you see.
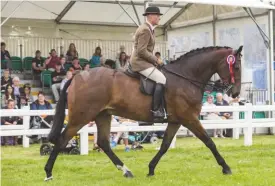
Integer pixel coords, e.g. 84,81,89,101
1,0,275,28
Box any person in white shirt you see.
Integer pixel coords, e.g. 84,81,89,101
203,95,225,138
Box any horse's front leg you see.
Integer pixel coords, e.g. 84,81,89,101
147,123,181,176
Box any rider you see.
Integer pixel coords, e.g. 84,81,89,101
130,6,166,120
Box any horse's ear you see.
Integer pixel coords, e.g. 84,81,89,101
236,45,243,54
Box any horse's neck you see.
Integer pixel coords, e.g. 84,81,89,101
176,55,218,85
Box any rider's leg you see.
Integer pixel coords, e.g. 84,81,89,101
139,67,166,119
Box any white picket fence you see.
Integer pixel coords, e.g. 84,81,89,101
1,103,275,155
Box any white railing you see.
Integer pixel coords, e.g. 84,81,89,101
1,103,275,155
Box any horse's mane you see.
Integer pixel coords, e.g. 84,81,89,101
170,46,232,64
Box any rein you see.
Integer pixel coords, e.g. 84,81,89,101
161,65,233,94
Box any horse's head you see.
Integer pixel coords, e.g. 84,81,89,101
216,46,243,98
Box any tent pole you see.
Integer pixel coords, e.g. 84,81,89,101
1,0,25,27
268,10,275,134
117,1,139,26
212,5,217,46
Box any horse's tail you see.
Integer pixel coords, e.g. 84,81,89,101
48,79,72,144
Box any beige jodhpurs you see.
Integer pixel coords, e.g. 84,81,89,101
139,67,166,84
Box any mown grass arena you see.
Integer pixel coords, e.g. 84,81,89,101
2,136,275,186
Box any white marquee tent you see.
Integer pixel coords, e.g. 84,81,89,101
1,0,275,105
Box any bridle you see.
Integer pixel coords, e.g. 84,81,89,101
161,52,241,94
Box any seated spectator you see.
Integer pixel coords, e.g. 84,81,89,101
90,46,102,67
203,95,225,138
66,43,78,63
215,93,232,119
155,52,166,65
51,62,66,103
115,52,129,70
1,42,12,70
60,55,66,71
155,52,161,59
1,69,12,91
215,92,233,137
12,76,22,108
103,59,115,69
116,45,128,59
45,49,60,70
1,84,17,108
83,63,90,71
30,91,53,141
60,70,73,91
30,91,52,110
20,84,34,107
1,99,22,146
32,50,45,75
70,58,82,71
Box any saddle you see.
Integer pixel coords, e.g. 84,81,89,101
124,66,156,96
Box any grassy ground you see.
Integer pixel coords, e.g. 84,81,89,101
1,135,275,186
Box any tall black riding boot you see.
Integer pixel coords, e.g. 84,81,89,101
151,83,165,120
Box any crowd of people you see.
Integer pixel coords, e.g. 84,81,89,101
1,41,164,150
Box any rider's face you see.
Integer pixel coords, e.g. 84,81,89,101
148,14,160,25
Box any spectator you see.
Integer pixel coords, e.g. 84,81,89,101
60,55,66,71
1,69,12,91
70,58,82,71
83,63,90,71
20,84,34,107
116,45,127,59
215,93,232,119
12,76,22,108
215,92,232,138
1,99,22,145
155,52,161,59
51,62,66,103
110,116,133,152
60,70,73,91
32,50,45,75
45,49,60,70
30,91,53,110
103,59,115,69
1,42,12,70
115,52,129,70
90,46,102,67
155,52,166,65
1,84,16,108
203,95,225,138
66,43,78,63
30,91,53,142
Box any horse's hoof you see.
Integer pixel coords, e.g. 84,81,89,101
223,168,232,175
124,171,134,178
44,176,53,181
147,173,154,177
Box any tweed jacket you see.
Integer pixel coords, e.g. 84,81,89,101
130,23,158,72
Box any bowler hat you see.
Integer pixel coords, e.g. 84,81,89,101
143,6,163,16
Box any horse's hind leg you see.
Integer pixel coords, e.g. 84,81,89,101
95,111,133,178
148,123,181,176
44,123,84,181
44,106,94,181
184,118,232,175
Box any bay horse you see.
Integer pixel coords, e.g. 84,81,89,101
44,46,243,181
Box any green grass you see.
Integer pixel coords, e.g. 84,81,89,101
2,136,275,186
